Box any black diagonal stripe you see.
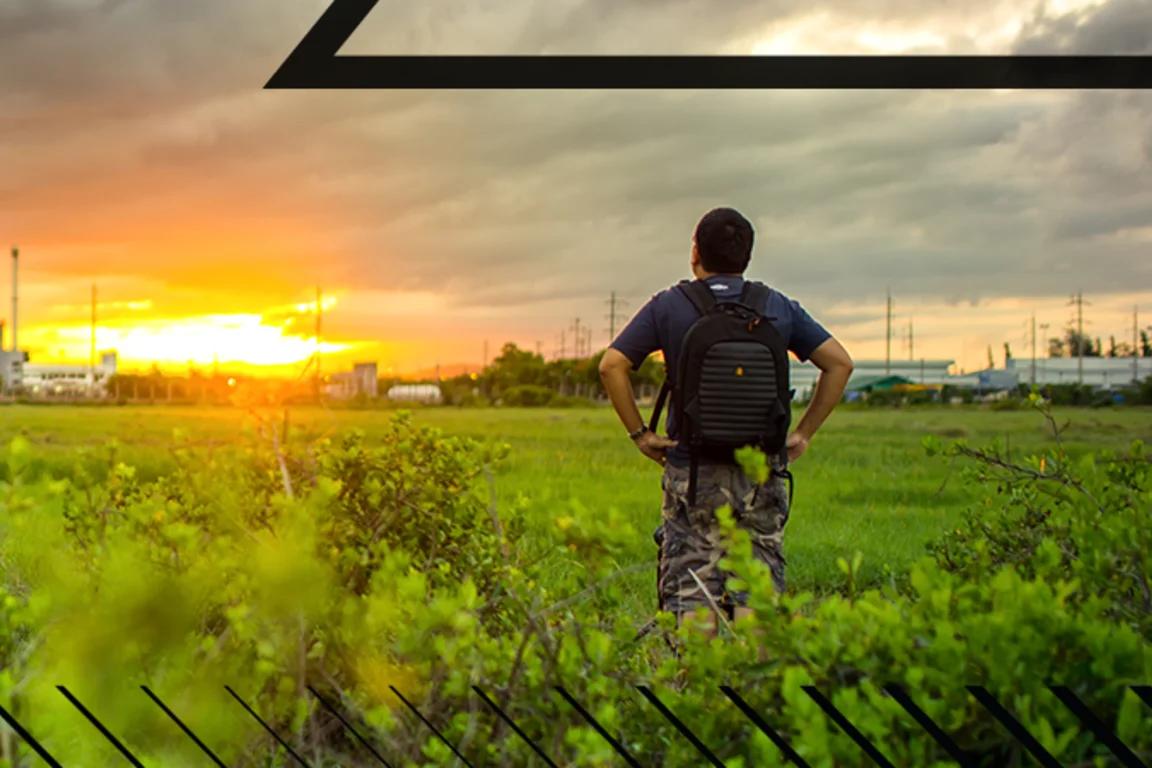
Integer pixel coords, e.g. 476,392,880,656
224,686,309,767
307,686,393,768
635,686,724,767
882,685,974,767
1132,686,1152,709
1049,686,1147,768
0,702,64,767
472,686,557,768
554,686,642,768
139,687,226,768
802,686,894,768
966,686,1062,768
720,686,810,767
56,686,145,768
389,687,472,768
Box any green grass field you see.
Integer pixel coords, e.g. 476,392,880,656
3,403,1149,613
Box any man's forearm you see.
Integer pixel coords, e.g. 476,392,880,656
601,367,645,434
794,365,851,440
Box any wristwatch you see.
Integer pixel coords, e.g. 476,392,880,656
628,425,650,441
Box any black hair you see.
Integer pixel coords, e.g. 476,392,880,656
693,207,754,274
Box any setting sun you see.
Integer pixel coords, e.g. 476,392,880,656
21,296,362,374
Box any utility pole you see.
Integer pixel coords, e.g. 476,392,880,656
536,341,542,358
1040,323,1050,383
315,287,323,396
586,327,593,357
560,330,567,359
1068,290,1089,386
885,287,893,376
11,246,17,355
571,318,583,358
91,283,97,396
908,317,914,361
1135,305,1140,385
1030,311,1037,388
606,292,628,342
8,245,18,395
1076,291,1083,386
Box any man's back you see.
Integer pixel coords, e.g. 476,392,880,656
598,207,854,630
610,275,831,467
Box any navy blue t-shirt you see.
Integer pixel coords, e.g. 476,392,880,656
610,276,831,467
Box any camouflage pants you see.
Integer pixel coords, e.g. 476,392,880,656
658,459,790,616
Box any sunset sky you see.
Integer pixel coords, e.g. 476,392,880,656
2,0,1150,377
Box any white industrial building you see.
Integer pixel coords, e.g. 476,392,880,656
789,355,1150,397
20,353,119,397
387,384,443,404
2,246,121,398
791,358,957,399
1005,356,1152,389
0,346,26,393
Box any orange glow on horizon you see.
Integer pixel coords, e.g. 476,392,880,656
20,296,370,374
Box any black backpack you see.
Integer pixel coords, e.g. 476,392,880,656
648,278,795,507
648,278,795,617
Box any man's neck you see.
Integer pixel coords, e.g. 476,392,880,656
698,271,744,281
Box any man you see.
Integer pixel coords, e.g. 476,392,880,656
599,207,853,633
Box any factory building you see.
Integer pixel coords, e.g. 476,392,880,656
2,246,120,398
1004,356,1152,389
789,355,1150,400
2,246,28,394
324,362,379,399
20,353,119,397
790,358,957,399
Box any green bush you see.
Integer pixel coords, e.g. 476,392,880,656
501,385,557,407
456,391,491,408
1,402,1150,766
926,396,1152,640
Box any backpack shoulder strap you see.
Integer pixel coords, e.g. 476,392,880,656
739,280,771,315
675,279,717,318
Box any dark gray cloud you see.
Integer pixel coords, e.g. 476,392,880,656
1,0,1150,337
1013,0,1152,54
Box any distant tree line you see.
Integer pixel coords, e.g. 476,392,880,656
1048,325,1152,358
435,342,664,407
